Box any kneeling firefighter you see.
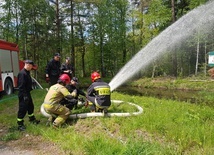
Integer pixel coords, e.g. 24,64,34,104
43,74,77,127
60,77,86,109
86,72,111,113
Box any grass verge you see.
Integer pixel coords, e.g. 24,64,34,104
0,87,213,154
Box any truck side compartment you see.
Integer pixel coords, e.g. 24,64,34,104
0,40,20,95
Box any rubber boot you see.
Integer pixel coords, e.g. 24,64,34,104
52,122,59,129
17,120,26,131
102,108,108,116
89,105,96,112
46,115,56,126
29,115,40,124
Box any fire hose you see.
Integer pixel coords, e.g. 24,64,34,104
40,100,143,119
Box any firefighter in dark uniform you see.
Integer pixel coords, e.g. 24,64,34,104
60,57,74,78
17,60,40,131
60,77,86,110
45,53,61,86
66,77,86,99
86,72,111,113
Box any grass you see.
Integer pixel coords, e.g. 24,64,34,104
1,128,21,141
131,77,214,91
0,79,214,154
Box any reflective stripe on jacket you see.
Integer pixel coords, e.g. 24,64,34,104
44,83,71,105
87,79,111,107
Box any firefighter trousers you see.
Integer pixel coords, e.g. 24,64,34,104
17,94,34,121
87,96,110,111
43,103,71,127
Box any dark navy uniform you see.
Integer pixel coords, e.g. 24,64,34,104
87,78,111,111
46,58,61,86
17,63,39,131
60,57,74,78
66,84,86,100
61,63,74,78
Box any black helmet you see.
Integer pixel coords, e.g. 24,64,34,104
66,57,71,61
71,77,78,84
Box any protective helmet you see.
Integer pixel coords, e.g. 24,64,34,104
71,77,78,84
58,74,70,85
66,57,71,61
91,72,101,82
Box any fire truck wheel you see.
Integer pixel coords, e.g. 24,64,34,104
4,79,13,95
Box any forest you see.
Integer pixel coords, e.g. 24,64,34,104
0,0,212,79
0,1,214,154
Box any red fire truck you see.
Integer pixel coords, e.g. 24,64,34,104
0,40,24,95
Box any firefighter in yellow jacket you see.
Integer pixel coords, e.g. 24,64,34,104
43,74,76,128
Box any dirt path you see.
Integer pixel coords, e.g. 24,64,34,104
0,125,64,155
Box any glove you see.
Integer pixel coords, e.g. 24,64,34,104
71,89,77,97
65,103,75,110
23,96,30,104
46,77,50,83
65,99,78,110
78,98,84,102
77,98,86,108
85,101,89,107
59,98,67,105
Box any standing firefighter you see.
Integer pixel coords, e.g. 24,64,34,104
45,53,61,86
43,74,77,128
17,60,40,131
60,57,74,78
86,72,111,113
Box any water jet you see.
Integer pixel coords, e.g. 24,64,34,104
109,1,214,91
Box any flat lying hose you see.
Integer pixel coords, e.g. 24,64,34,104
40,100,143,119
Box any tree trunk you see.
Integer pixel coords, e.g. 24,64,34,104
70,0,75,76
81,46,86,77
77,7,86,77
171,0,176,22
195,37,200,75
56,0,61,53
151,63,156,78
15,0,19,43
204,41,207,76
100,34,105,77
171,0,177,77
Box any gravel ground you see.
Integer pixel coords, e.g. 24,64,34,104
0,129,64,155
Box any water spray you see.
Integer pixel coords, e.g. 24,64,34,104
109,1,214,91
41,2,214,119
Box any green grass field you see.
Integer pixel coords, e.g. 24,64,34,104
0,84,213,154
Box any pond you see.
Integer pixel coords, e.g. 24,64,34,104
115,86,213,106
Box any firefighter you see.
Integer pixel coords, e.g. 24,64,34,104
60,57,74,78
45,53,61,86
60,77,86,109
43,74,77,128
66,77,86,99
86,72,111,113
17,60,40,131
